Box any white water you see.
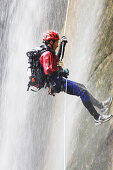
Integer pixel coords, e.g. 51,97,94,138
0,0,104,170
0,0,66,169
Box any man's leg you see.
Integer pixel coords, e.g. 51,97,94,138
75,83,112,112
76,82,103,109
62,79,100,120
53,77,112,124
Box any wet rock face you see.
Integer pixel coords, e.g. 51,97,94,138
89,0,113,119
67,1,113,170
90,0,113,76
89,0,113,169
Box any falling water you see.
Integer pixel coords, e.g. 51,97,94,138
0,0,105,170
0,0,67,170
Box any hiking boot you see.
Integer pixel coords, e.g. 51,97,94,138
101,97,112,113
95,114,113,126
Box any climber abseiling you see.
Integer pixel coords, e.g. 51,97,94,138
26,30,113,126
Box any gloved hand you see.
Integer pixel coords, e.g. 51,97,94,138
61,68,69,78
64,68,69,77
58,67,69,78
60,36,68,45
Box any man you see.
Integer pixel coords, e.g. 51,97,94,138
39,31,112,125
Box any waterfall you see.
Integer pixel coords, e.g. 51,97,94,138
0,0,105,170
0,0,67,170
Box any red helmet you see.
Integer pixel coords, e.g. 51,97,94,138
43,31,60,41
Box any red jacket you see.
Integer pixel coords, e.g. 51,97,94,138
40,51,59,75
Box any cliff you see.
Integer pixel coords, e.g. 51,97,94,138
66,0,113,169
88,1,113,169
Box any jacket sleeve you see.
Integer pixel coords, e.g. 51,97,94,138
40,51,59,75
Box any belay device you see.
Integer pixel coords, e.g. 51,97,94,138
26,45,46,91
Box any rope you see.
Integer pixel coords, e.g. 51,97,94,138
64,0,70,35
62,0,71,170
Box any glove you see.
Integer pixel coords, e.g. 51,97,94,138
64,68,69,77
61,68,69,78
58,67,69,78
60,36,68,45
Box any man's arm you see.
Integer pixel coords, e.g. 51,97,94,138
40,51,59,75
57,36,68,60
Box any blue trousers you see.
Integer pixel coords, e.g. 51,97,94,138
53,77,90,102
52,76,100,120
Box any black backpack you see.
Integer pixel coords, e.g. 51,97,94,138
26,45,47,91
